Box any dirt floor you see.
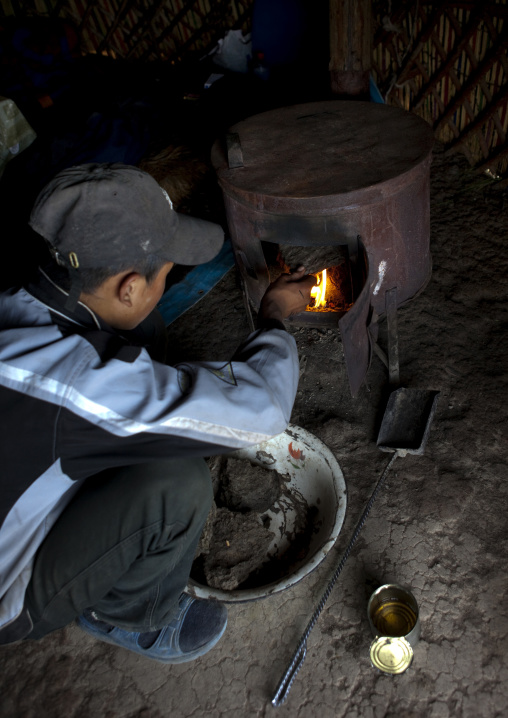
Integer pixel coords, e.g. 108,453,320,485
1,144,507,717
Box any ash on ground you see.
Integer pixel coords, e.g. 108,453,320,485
191,456,316,591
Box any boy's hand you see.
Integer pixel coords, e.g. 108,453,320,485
259,266,316,322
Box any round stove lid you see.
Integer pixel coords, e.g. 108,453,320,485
212,101,434,204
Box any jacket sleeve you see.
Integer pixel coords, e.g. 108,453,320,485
59,327,300,467
172,327,299,446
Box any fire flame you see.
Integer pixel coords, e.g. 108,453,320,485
310,269,327,308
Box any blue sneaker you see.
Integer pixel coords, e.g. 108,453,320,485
76,594,227,663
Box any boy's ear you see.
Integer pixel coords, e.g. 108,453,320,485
117,272,142,307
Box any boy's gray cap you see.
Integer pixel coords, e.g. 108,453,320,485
29,163,224,271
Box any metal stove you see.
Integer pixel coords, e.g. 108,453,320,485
211,101,434,396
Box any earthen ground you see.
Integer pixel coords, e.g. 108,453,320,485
1,146,507,718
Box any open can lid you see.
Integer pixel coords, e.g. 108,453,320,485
369,636,413,675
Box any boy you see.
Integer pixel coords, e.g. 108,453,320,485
0,163,314,662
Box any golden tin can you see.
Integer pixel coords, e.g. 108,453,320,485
367,583,420,675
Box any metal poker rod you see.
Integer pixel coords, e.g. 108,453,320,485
271,452,399,707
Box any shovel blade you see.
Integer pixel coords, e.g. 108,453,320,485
377,388,440,455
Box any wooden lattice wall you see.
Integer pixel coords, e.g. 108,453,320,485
372,1,508,178
0,0,253,63
1,0,507,178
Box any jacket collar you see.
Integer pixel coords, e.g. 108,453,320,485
25,263,110,333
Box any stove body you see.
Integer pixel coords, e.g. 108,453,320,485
212,101,434,396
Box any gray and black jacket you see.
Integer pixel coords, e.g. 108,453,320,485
0,267,299,641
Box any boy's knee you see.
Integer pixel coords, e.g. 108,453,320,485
147,457,213,523
176,458,213,514
87,457,213,530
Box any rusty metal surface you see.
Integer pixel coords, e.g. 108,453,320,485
212,101,434,209
212,101,433,316
223,193,271,309
212,101,434,395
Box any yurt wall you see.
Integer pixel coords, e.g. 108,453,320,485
372,1,508,180
0,0,252,63
0,0,507,179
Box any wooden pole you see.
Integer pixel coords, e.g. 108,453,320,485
330,0,372,97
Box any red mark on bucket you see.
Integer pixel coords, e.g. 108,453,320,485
288,442,305,461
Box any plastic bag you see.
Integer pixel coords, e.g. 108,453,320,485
212,30,252,74
0,97,37,179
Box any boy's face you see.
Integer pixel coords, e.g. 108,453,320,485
79,261,174,331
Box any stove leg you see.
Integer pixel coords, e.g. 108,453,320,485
385,287,400,386
371,288,400,387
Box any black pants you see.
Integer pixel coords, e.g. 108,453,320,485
24,457,212,639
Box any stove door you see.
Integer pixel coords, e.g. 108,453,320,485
339,264,373,397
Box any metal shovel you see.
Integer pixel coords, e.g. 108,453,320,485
271,387,440,707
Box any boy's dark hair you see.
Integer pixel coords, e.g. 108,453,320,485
56,253,169,294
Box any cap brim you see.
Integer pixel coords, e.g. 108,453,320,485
168,213,224,266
